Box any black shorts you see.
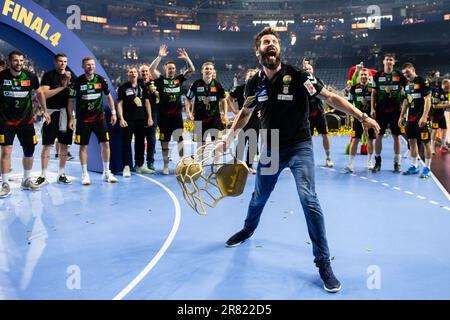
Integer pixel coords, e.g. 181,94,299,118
42,110,73,145
352,119,376,139
158,113,184,142
431,116,447,130
75,117,109,145
194,119,224,143
376,110,402,136
406,121,431,142
0,122,37,147
309,112,328,135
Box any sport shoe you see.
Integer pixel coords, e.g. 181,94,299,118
82,174,91,185
372,156,381,173
344,163,354,173
21,178,40,191
123,165,131,177
67,152,75,161
420,167,431,179
367,160,374,170
403,165,420,175
136,165,152,174
147,162,156,174
103,171,118,183
0,182,11,198
162,166,169,175
55,153,59,159
35,176,49,186
57,174,72,185
319,263,342,293
393,162,401,173
325,158,334,168
225,229,253,247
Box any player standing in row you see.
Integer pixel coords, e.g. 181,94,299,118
346,68,376,172
370,53,407,173
149,45,195,174
36,53,76,186
399,63,432,179
186,62,227,149
0,51,49,197
68,57,118,185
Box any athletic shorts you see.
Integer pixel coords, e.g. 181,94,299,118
309,112,328,135
42,110,73,145
75,117,109,145
0,122,37,147
376,110,402,136
352,119,376,140
406,121,431,142
193,119,224,143
158,113,184,142
431,116,447,130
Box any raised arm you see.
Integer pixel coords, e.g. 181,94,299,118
177,48,195,78
149,45,168,79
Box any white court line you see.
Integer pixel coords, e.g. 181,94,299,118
393,187,402,191
370,179,379,183
417,195,426,200
382,183,390,187
404,191,414,195
113,174,181,300
429,200,439,206
400,136,450,202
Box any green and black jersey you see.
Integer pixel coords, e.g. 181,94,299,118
0,69,39,126
348,83,372,113
154,74,186,116
71,74,110,122
186,79,226,123
405,76,431,122
371,70,406,113
431,85,447,120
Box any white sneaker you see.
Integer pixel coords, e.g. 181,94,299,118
162,166,169,175
21,178,40,191
81,174,91,185
103,171,118,183
344,164,354,173
123,166,131,177
367,160,374,170
0,182,11,198
136,165,152,174
325,158,334,168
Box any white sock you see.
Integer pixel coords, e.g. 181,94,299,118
348,155,355,166
2,173,9,183
326,150,331,160
103,162,110,173
59,167,65,175
82,164,88,175
411,157,419,168
367,154,373,162
425,158,431,168
394,154,401,164
24,170,31,179
375,153,381,158
41,169,47,178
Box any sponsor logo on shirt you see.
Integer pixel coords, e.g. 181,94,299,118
82,93,101,100
277,94,293,101
197,87,205,93
393,76,400,82
21,80,30,86
80,85,87,91
3,91,29,98
3,80,12,86
414,83,421,90
94,83,102,89
257,96,268,102
164,87,181,93
210,86,217,93
304,80,317,96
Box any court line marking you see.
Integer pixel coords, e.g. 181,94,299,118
113,174,181,300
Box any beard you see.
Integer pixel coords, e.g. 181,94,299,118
11,65,22,73
259,47,281,70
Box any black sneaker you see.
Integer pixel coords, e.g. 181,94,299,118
393,162,401,173
319,263,342,293
35,176,49,186
57,174,72,185
55,153,59,159
67,152,75,161
372,156,381,173
225,229,253,247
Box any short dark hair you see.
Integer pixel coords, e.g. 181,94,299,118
254,27,281,51
55,53,67,60
164,60,176,66
401,62,415,70
8,51,24,60
384,53,396,59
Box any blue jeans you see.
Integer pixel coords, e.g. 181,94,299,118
243,140,331,267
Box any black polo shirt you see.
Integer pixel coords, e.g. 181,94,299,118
118,81,149,121
244,64,324,148
139,79,158,114
41,69,76,110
